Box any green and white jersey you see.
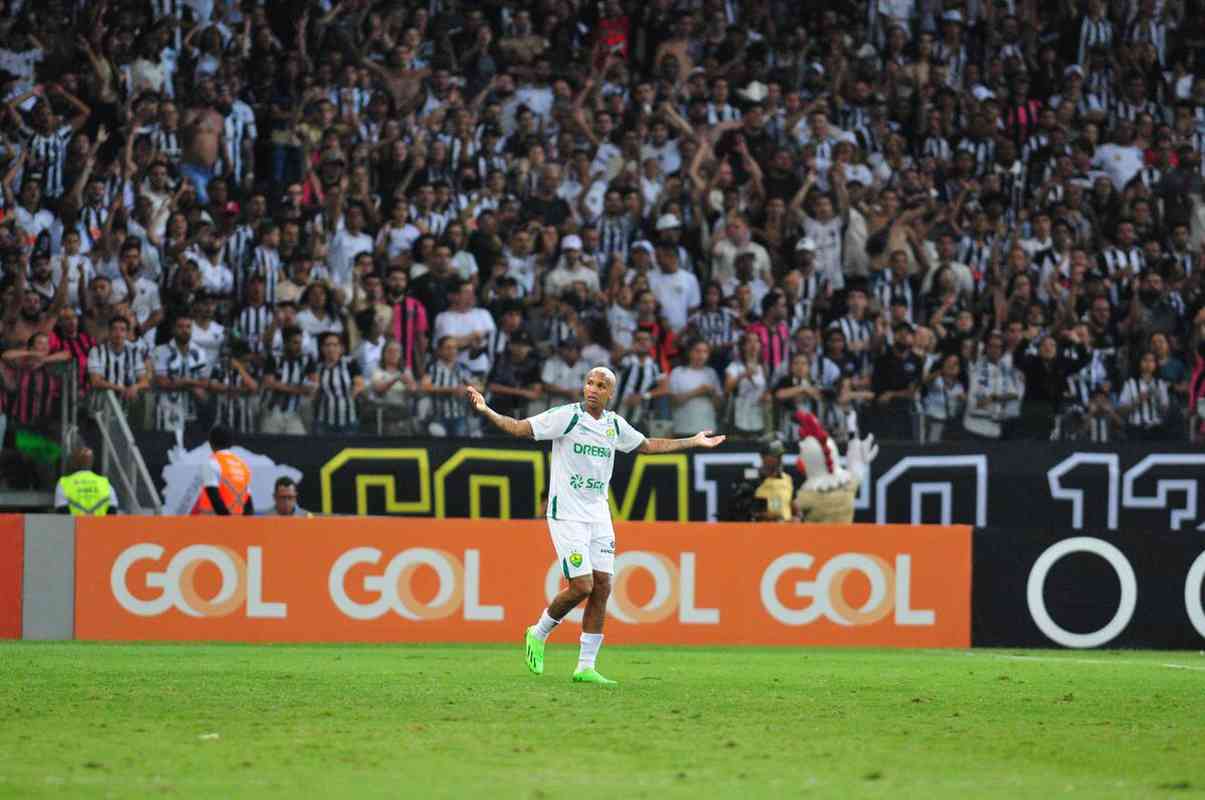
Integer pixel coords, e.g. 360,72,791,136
530,402,647,523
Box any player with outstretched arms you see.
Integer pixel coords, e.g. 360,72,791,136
466,367,725,684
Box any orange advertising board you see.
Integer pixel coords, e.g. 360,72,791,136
75,517,971,647
0,515,22,639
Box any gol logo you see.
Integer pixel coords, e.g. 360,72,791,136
545,551,719,624
760,553,935,627
329,547,503,621
111,544,286,618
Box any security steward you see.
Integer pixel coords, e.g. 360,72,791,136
55,447,118,515
192,425,255,515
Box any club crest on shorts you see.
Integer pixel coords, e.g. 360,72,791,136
569,552,584,568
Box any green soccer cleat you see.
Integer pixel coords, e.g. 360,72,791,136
524,627,544,675
571,668,617,685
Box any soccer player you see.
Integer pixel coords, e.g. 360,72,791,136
466,367,726,684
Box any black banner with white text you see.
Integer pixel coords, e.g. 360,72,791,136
135,433,1205,531
972,528,1205,648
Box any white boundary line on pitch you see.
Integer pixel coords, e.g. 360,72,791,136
959,651,1205,673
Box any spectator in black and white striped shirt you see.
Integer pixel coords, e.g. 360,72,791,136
1118,350,1171,439
20,86,91,200
209,338,260,434
421,335,477,437
247,221,283,305
1078,1,1114,66
235,276,272,356
151,314,210,433
610,329,668,428
86,317,149,404
308,332,364,435
261,327,315,435
686,282,742,370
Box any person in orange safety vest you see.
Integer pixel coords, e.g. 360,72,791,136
192,424,254,515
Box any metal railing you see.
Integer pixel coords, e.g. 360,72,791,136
58,360,79,473
94,389,162,515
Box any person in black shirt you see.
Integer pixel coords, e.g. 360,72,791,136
409,250,460,320
525,163,572,228
1013,331,1090,440
821,326,862,383
870,321,923,441
485,329,543,418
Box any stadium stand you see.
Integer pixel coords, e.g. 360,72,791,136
0,0,1203,498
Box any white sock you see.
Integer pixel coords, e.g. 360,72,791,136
532,609,561,642
577,633,603,672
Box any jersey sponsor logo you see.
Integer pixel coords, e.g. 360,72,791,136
569,473,607,493
573,442,612,459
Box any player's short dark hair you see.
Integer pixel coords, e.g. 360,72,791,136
274,476,296,492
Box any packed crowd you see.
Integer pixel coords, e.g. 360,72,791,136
1,0,1204,473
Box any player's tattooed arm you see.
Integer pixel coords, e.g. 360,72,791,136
639,430,727,453
465,385,535,439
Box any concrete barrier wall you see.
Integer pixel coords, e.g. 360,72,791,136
22,515,74,641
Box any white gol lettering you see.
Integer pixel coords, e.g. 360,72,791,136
1026,537,1137,649
110,544,286,619
328,547,503,622
542,551,719,625
760,553,934,627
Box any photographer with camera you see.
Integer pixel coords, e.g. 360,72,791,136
753,440,795,522
723,440,795,522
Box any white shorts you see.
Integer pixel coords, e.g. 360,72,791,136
547,518,616,578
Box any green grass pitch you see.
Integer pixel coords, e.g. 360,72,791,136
1,642,1203,799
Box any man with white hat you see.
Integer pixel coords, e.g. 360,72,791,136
544,233,601,297
655,212,695,274
935,10,968,88
648,241,701,333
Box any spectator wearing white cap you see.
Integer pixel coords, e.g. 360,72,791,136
614,240,657,293
787,237,830,326
655,212,695,275
1048,65,1105,121
935,10,968,88
648,241,701,334
544,234,601,297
